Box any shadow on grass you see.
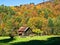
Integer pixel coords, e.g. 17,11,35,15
0,38,15,43
46,37,60,45
12,37,60,45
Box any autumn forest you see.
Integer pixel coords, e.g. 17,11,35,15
0,0,60,36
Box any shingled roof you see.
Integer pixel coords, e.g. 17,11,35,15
18,26,30,35
18,26,29,32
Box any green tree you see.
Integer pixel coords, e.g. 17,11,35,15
54,16,60,34
48,17,54,34
27,17,42,29
44,8,52,19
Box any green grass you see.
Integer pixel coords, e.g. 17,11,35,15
9,35,56,43
0,35,60,45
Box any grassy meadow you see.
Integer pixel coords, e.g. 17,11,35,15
0,35,60,45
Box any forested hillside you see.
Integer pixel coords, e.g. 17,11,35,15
0,0,60,36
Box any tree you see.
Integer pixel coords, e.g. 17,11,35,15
43,8,52,19
27,17,42,29
37,9,42,16
44,9,49,19
54,16,60,34
48,17,54,34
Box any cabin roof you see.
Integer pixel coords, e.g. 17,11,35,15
18,26,29,32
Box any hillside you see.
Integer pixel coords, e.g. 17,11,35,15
0,0,60,36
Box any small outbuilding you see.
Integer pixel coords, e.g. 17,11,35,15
18,26,32,36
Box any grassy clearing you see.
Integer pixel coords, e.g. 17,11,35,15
0,35,60,45
10,35,56,43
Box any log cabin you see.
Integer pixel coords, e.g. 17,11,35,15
18,26,32,36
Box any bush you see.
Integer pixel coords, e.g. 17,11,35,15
32,29,43,35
